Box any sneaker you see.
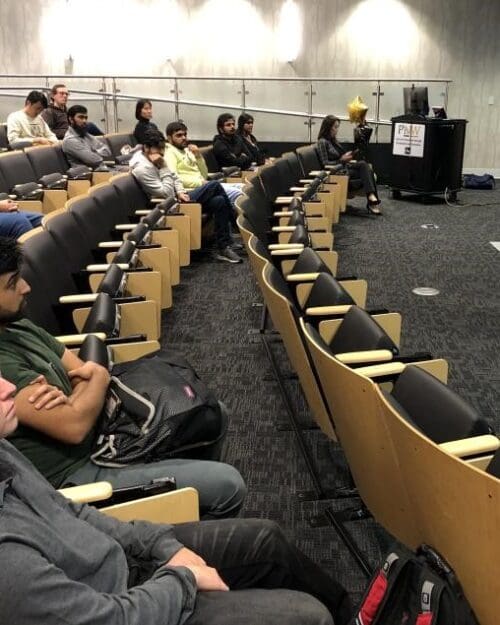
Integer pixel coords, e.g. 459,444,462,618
214,246,242,264
230,241,244,251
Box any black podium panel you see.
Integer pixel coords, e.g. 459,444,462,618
390,115,467,196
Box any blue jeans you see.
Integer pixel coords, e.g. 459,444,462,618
221,182,243,207
64,457,247,520
0,211,42,238
188,181,233,249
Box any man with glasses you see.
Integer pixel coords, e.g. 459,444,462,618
42,83,104,139
41,84,70,140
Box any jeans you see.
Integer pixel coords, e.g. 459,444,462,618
0,211,42,238
221,182,243,207
188,181,233,249
131,519,351,625
64,458,247,520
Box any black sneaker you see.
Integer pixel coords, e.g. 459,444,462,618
214,246,242,263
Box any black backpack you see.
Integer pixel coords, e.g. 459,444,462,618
350,544,479,625
91,351,228,467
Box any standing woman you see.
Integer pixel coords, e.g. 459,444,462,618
236,113,266,166
316,114,382,215
133,99,160,145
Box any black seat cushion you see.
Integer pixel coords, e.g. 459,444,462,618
329,306,399,355
305,273,355,308
390,365,493,444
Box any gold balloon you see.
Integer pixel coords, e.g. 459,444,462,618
348,96,368,123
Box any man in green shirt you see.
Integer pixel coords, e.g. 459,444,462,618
165,121,243,207
0,237,246,518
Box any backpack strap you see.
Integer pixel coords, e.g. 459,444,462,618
416,579,437,625
355,552,399,625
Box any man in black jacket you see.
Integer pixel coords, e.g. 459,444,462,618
212,113,253,170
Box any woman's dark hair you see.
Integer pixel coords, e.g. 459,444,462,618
317,115,340,141
237,113,254,133
135,99,152,121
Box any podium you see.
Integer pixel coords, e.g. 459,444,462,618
390,115,467,199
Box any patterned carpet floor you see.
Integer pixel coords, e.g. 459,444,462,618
160,185,500,606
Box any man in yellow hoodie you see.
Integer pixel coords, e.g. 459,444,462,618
165,121,243,207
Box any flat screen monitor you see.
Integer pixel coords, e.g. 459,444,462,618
403,85,429,116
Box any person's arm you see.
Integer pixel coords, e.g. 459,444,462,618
41,118,59,144
316,139,337,167
133,159,177,200
194,152,208,179
164,148,180,175
213,138,241,168
0,542,197,625
13,349,110,444
62,136,104,167
93,136,112,158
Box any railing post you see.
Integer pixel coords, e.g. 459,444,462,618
172,78,180,121
100,77,110,134
112,77,120,133
373,80,382,143
305,81,314,143
241,79,246,111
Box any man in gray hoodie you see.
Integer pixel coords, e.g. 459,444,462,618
0,373,350,625
130,129,242,264
62,105,112,169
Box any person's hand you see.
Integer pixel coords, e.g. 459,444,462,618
148,153,166,168
188,144,201,157
167,547,206,568
183,565,229,591
28,375,69,410
341,151,353,162
0,199,19,213
68,361,110,384
177,192,191,203
33,137,51,146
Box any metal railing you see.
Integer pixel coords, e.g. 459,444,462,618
0,75,451,142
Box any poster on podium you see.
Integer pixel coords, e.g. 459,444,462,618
392,122,426,158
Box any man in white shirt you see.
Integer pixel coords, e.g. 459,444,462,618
6,91,58,148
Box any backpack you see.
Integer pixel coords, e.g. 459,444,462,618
350,544,479,625
91,351,227,467
462,173,495,190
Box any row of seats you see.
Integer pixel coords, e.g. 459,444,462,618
235,149,500,625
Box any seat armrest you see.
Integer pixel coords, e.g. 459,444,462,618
272,226,298,232
58,481,113,504
335,349,394,365
273,211,294,217
354,362,406,378
268,243,304,250
55,332,108,346
289,186,308,192
98,241,124,249
439,435,500,458
87,263,130,271
286,272,320,282
59,293,99,304
305,304,352,316
270,248,303,257
114,223,136,231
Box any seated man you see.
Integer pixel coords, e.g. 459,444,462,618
62,105,112,169
131,129,242,264
0,237,246,519
42,84,104,140
0,374,351,625
213,113,253,170
0,198,42,239
165,120,243,207
6,90,58,147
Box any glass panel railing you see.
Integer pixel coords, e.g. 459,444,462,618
177,104,241,142
245,79,309,114
113,77,176,133
378,80,447,122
